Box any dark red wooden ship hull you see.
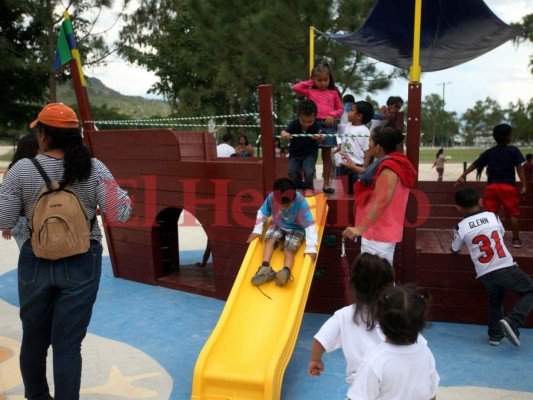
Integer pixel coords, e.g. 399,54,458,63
85,126,532,328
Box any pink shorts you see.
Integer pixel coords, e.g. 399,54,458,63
484,183,520,217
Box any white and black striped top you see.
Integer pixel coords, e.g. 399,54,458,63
0,153,131,242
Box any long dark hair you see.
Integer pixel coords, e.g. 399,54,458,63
350,252,395,330
238,135,249,146
435,148,444,159
9,134,39,169
37,122,92,184
310,63,337,91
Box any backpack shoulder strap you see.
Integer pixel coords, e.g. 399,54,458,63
31,158,54,191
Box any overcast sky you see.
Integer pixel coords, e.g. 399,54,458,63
87,0,532,117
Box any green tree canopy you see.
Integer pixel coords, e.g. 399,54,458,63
505,98,533,145
0,0,48,134
419,93,459,147
462,97,505,144
0,0,126,137
511,13,533,74
118,0,406,127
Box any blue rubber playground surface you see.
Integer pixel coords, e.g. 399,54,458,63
1,251,532,399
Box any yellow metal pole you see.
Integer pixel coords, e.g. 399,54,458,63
409,0,422,82
309,26,315,77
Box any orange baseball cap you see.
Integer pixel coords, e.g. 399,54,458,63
29,103,79,129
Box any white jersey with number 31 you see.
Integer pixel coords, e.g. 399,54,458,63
451,210,514,278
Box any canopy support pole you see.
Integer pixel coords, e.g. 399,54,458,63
403,0,423,284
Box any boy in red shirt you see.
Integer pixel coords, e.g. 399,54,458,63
456,124,526,247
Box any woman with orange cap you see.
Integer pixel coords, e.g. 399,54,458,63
0,103,132,400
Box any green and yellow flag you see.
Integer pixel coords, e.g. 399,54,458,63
53,12,86,86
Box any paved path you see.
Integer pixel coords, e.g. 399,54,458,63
1,215,532,399
3,149,532,400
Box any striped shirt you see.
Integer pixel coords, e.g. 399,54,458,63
0,153,131,243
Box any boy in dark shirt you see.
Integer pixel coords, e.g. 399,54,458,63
281,99,323,197
456,124,526,247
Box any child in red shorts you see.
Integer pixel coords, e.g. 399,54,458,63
456,123,526,247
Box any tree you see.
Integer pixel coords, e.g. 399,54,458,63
118,0,404,128
0,0,127,135
0,0,48,134
461,97,504,145
419,93,459,147
505,98,533,145
511,13,533,74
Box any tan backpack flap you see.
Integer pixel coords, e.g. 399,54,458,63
30,159,91,260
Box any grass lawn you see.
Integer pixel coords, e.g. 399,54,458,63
313,147,533,165
418,147,533,163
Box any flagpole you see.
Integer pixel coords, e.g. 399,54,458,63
403,0,423,284
62,12,95,138
309,26,315,76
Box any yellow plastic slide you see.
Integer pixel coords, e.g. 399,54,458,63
192,194,329,400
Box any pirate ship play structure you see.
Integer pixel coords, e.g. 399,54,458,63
61,0,530,328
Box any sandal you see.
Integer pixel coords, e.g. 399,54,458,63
323,187,335,194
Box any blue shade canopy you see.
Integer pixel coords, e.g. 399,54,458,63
325,0,524,72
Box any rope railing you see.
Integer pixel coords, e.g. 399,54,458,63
84,113,369,139
282,133,370,138
86,119,369,138
88,122,263,128
85,112,260,125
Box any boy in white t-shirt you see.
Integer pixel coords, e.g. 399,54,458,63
216,133,236,157
347,285,439,400
334,100,374,194
334,94,355,174
451,187,533,347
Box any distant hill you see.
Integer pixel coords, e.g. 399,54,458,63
56,77,172,120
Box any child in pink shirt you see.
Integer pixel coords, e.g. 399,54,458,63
293,64,343,194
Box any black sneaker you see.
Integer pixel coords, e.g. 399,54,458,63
499,319,521,347
251,266,276,286
489,336,504,346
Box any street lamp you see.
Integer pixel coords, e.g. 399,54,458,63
437,82,452,147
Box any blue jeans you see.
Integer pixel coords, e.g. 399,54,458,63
18,240,102,400
479,265,533,339
316,119,337,147
288,151,318,190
